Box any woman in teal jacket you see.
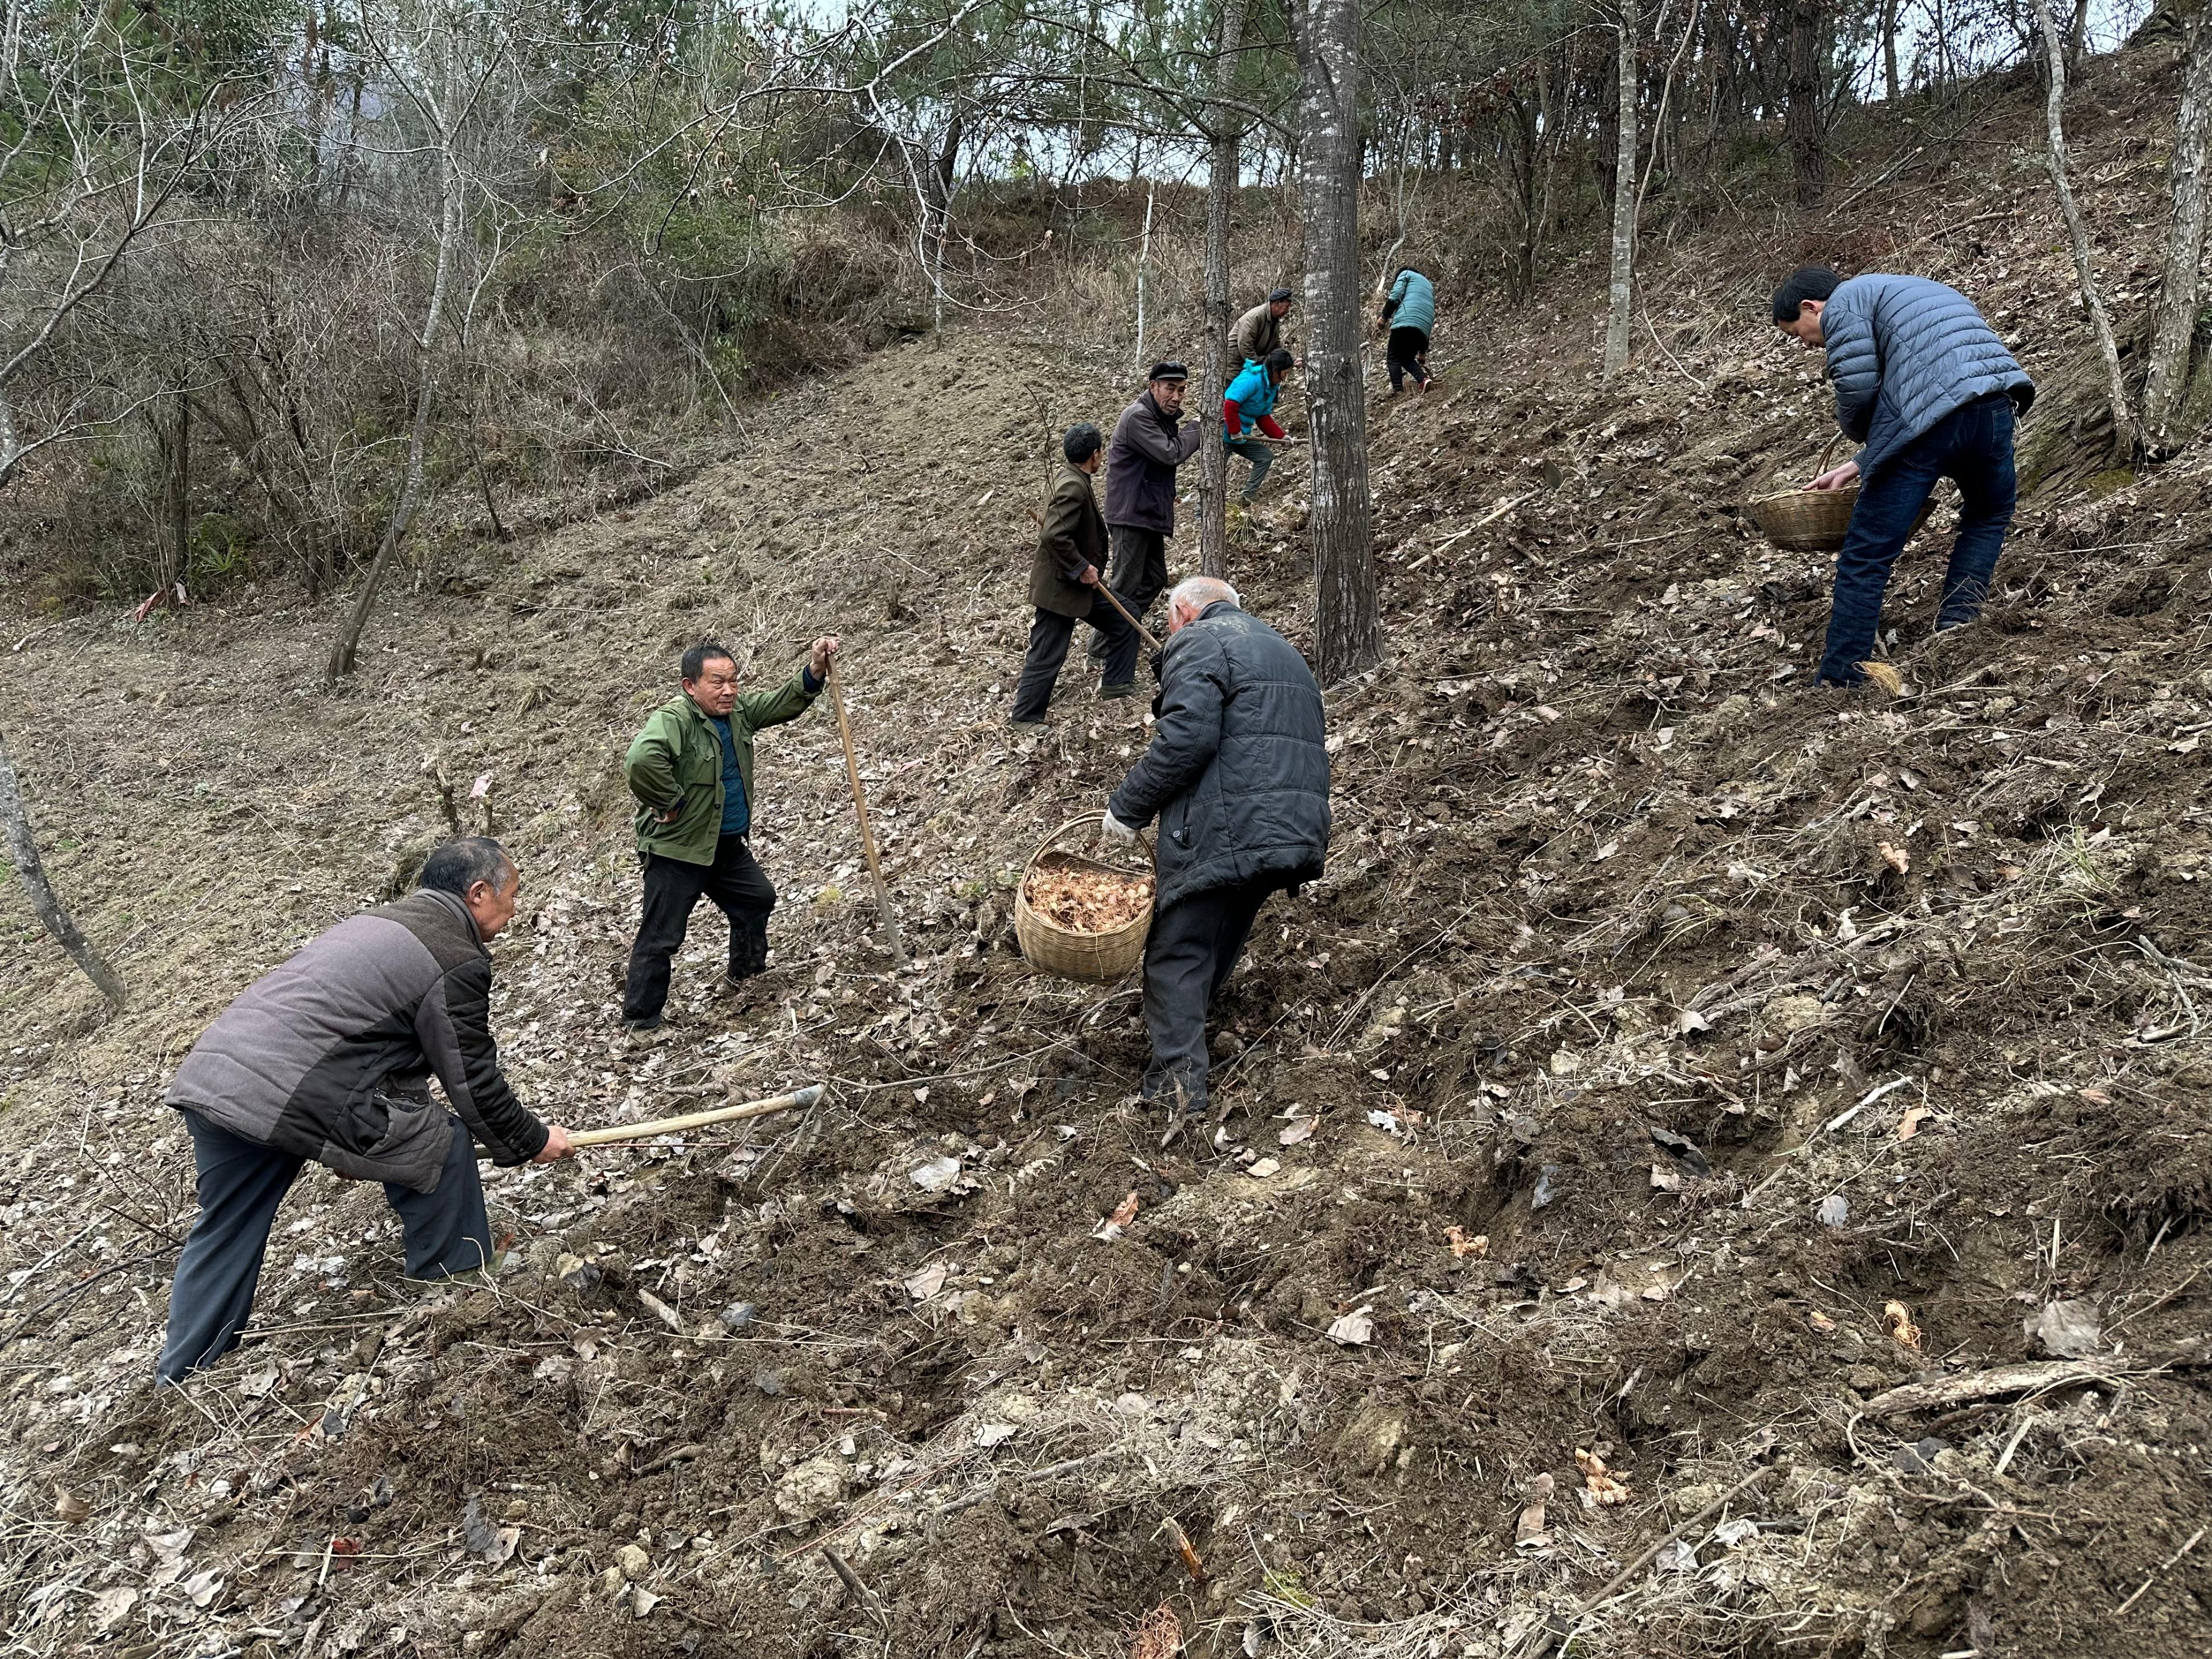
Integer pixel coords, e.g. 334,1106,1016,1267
1379,263,1435,395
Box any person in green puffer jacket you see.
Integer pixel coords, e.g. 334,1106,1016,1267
621,634,838,1029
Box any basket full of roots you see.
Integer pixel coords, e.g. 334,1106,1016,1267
1015,815,1157,981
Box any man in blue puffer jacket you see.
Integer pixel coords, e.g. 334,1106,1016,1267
1773,266,2035,688
1101,578,1329,1135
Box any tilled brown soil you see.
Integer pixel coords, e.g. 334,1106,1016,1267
4,44,2212,1659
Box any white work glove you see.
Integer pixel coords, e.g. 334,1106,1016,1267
1102,809,1139,848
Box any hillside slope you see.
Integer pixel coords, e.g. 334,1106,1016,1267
2,41,2211,1659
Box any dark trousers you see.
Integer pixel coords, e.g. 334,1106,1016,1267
624,834,775,1022
158,1111,490,1384
1819,394,2017,687
1106,524,1170,620
1387,326,1430,392
1012,593,1141,719
1142,879,1278,1116
1225,438,1275,501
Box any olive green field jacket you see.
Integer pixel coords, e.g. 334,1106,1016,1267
624,667,819,865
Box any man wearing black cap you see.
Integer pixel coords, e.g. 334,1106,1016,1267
1010,424,1141,728
1100,362,1204,667
1235,289,1296,366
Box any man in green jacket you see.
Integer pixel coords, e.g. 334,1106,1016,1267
622,635,838,1029
1009,423,1140,728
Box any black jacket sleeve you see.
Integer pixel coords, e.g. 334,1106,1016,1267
1109,630,1229,827
416,957,548,1165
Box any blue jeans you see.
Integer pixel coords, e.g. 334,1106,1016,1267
1817,395,2017,687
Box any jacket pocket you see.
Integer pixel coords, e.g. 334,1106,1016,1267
333,1090,430,1160
1164,793,1192,849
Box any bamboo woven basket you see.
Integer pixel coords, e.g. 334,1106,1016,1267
1015,815,1156,982
1745,437,1935,553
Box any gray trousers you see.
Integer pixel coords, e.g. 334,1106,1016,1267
1142,878,1278,1116
1225,438,1274,501
157,1109,492,1384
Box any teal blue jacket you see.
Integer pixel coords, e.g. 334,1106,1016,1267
1383,269,1435,336
1223,360,1282,436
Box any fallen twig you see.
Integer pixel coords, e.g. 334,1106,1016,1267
2116,1525,2204,1616
822,1545,883,1618
935,1448,1123,1516
1859,1360,2146,1418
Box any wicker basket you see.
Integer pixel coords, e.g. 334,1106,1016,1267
1015,815,1155,982
1745,437,1935,553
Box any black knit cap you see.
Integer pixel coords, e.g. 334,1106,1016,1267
1147,360,1189,383
1771,265,1841,322
1268,286,1294,303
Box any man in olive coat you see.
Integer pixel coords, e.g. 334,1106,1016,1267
622,633,839,1029
1010,424,1140,727
1233,288,1296,366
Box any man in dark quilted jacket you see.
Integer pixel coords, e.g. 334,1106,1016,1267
1103,579,1330,1133
1774,266,2035,688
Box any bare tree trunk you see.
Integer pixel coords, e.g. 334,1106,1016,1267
1787,0,1829,206
1292,0,1378,683
327,106,464,688
1512,93,1540,299
0,730,126,1008
2144,9,2212,454
1133,177,1156,373
1538,49,1565,244
926,109,965,333
2033,0,2142,457
1197,0,1248,580
1603,8,1639,379
155,386,190,601
1882,0,1901,101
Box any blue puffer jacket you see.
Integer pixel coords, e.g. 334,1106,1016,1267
1384,268,1435,335
1822,274,2034,479
1109,604,1330,911
1224,360,1280,435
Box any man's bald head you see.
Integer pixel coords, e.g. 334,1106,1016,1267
1167,577,1240,634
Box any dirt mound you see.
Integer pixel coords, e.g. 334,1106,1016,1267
3,41,2212,1659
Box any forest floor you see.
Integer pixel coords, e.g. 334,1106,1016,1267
2,41,2211,1659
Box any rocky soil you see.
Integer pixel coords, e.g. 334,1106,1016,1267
2,40,2210,1659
